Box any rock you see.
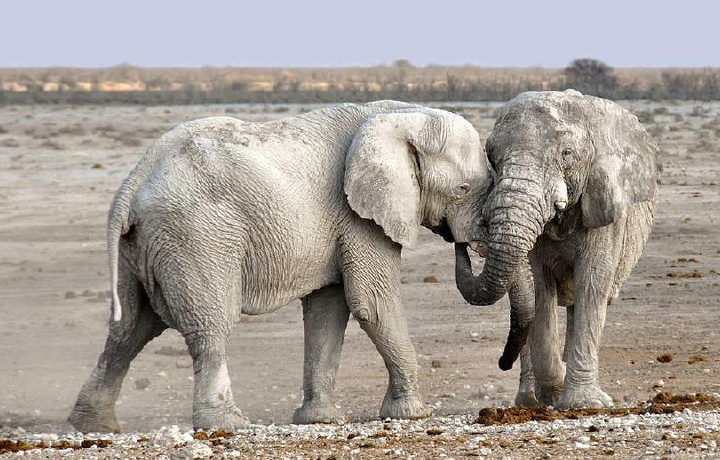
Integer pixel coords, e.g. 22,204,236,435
431,360,443,368
477,383,495,399
689,354,709,364
64,291,77,299
40,433,58,443
135,378,151,390
656,353,673,363
422,275,440,283
175,441,213,459
150,425,194,448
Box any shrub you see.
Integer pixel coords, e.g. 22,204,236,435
564,59,617,96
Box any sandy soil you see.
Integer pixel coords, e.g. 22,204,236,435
1,100,719,457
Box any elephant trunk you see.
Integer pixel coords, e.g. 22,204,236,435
455,172,547,370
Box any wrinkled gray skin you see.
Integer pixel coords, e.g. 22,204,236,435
68,101,491,433
456,90,659,409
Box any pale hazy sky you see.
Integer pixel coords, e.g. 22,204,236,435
2,0,717,68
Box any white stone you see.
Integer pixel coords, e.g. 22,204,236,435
180,442,213,459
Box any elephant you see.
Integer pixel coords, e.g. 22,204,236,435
454,90,660,409
68,100,493,433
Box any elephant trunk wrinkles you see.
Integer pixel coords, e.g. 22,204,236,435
455,176,546,370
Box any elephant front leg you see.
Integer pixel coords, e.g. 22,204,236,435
557,236,617,409
293,284,350,424
341,232,430,420
354,303,429,420
563,304,575,363
530,273,565,406
514,344,539,407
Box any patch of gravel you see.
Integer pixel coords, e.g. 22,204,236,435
2,408,720,458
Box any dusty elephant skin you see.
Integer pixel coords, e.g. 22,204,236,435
67,101,492,432
455,90,661,409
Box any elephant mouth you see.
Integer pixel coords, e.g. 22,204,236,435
428,219,455,243
468,241,488,258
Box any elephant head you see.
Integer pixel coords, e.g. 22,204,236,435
455,90,660,369
344,106,492,248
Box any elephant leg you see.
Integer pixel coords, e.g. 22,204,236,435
69,264,166,433
157,262,248,430
514,344,539,407
563,305,575,363
557,232,618,409
293,284,350,424
184,333,248,430
530,272,565,406
340,229,430,420
355,305,429,420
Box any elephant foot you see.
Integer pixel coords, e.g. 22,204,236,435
556,384,614,410
535,383,564,407
68,403,121,434
379,393,431,420
514,390,540,407
515,373,539,407
292,401,345,424
193,405,250,431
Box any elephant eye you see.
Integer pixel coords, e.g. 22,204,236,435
456,183,470,196
561,148,574,157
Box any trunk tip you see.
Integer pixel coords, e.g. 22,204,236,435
498,354,515,371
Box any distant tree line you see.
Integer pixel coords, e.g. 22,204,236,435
1,59,719,104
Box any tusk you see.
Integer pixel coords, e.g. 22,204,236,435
468,241,489,258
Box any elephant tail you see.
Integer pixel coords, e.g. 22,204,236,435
108,153,154,321
107,176,136,322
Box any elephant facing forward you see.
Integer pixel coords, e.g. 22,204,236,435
69,101,492,432
455,90,660,409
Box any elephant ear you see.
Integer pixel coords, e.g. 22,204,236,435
580,98,660,228
344,110,444,247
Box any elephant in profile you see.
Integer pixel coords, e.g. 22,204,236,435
455,90,660,408
69,101,493,432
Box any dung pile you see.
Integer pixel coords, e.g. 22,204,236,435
475,392,720,425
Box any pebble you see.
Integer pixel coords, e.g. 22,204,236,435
177,441,213,459
3,408,720,457
150,425,194,447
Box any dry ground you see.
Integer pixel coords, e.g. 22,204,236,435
1,100,719,457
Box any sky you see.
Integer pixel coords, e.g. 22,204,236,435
1,0,717,68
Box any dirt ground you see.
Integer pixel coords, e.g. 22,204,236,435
1,100,719,456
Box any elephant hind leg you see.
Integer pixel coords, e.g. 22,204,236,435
155,263,248,431
69,263,167,433
293,284,350,424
